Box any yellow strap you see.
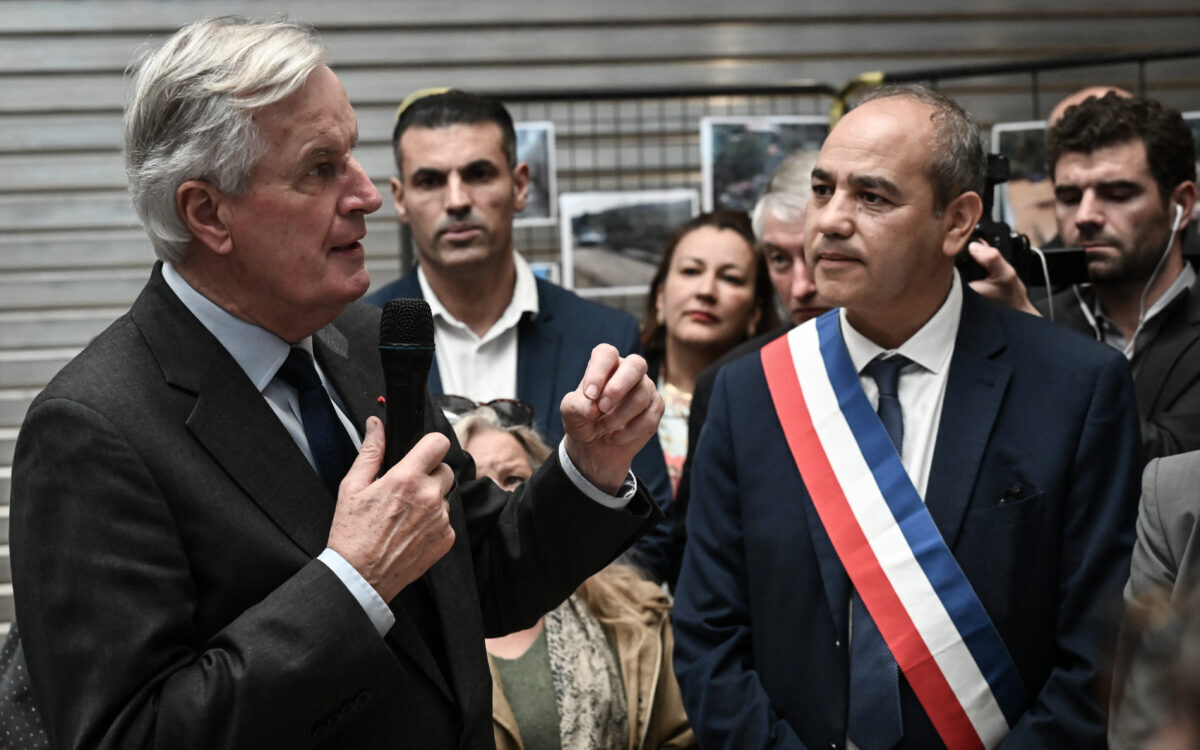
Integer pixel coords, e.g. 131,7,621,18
830,72,886,123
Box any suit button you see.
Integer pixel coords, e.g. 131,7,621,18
356,689,374,707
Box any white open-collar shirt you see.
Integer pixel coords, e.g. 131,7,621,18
839,271,963,499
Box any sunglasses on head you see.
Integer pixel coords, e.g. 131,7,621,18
433,394,535,428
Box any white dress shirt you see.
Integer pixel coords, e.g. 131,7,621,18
840,273,964,750
418,251,539,402
417,250,639,508
839,272,963,499
1080,262,1195,360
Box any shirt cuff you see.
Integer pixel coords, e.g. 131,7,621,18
557,441,638,510
317,548,395,636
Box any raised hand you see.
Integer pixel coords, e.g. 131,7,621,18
561,344,665,495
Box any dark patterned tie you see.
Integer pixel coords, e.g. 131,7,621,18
275,347,358,496
848,354,911,750
278,349,448,676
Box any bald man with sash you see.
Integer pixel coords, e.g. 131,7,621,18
673,85,1142,750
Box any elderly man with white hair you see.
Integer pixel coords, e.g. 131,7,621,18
9,17,663,750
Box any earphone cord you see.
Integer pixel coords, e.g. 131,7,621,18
1122,206,1185,358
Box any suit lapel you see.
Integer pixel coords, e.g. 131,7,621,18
134,268,335,558
517,296,563,439
138,271,468,710
382,598,457,702
925,291,1011,549
314,311,466,702
1134,287,1200,412
802,495,850,636
423,488,490,716
314,319,386,437
757,345,849,636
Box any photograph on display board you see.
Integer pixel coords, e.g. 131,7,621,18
1183,112,1200,259
558,189,698,297
514,121,557,226
700,115,828,213
991,121,1057,250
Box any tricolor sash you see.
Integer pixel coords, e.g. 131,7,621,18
760,311,1026,750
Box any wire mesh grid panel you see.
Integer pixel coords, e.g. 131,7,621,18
498,86,833,317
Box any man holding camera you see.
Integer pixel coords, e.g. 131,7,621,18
971,92,1199,462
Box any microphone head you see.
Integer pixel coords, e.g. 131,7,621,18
380,298,434,348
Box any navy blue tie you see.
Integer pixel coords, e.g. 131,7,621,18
276,347,358,496
848,354,910,750
278,349,448,676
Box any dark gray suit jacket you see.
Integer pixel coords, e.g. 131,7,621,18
1038,283,1200,461
10,265,658,749
1110,449,1200,749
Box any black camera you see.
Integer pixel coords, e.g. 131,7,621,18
956,154,1089,287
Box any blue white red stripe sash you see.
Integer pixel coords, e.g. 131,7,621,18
760,312,1025,750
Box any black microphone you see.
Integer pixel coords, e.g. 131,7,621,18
379,299,435,471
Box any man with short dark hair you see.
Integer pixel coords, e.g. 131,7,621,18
674,85,1141,749
367,89,675,580
971,93,1199,462
10,19,662,749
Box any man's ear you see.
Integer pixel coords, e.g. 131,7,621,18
940,190,984,258
177,180,234,255
746,303,762,338
1171,181,1197,230
390,176,409,224
511,162,531,214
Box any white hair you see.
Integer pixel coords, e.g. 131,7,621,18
123,17,326,263
750,150,817,241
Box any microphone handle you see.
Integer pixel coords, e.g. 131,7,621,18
381,347,434,472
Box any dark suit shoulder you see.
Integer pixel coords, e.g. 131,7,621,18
709,338,773,397
365,268,421,308
967,289,1119,379
533,277,638,336
30,309,160,417
1033,286,1099,340
694,325,791,402
332,300,383,343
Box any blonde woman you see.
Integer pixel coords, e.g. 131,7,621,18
450,403,695,750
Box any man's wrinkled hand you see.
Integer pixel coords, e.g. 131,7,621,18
327,418,456,603
561,344,664,495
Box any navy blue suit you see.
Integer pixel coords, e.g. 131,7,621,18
368,269,675,581
673,289,1143,749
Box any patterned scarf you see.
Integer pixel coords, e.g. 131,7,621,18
544,594,629,750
